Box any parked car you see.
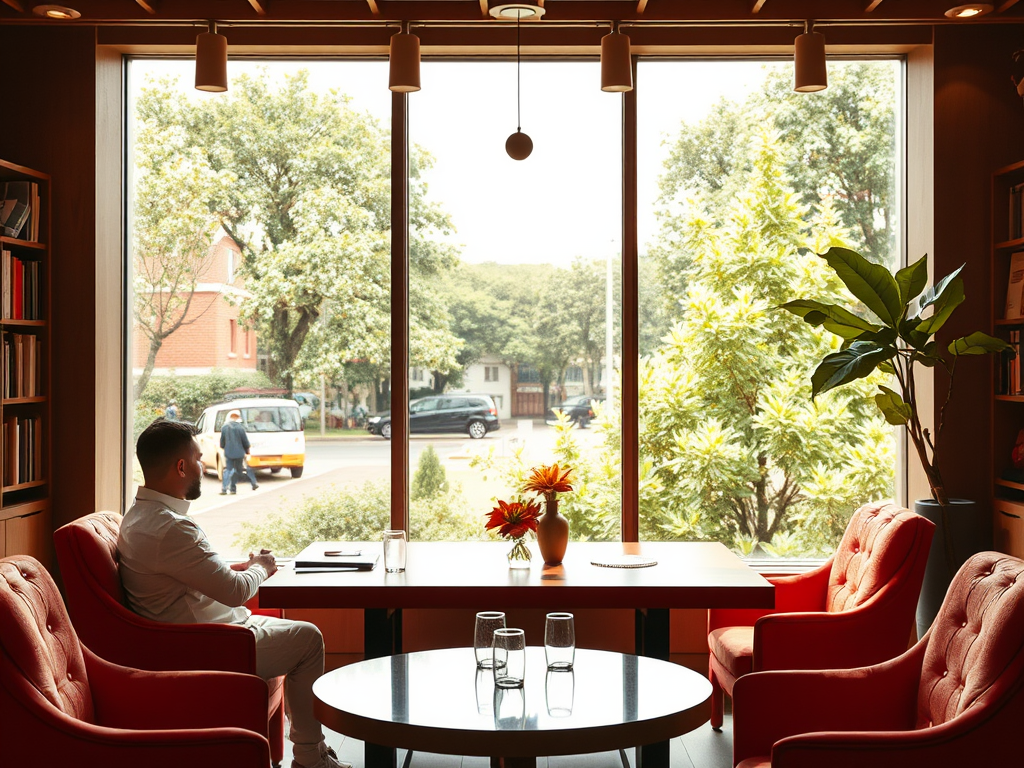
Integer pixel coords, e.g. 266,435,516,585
367,394,501,440
291,392,320,420
196,397,306,478
545,395,605,428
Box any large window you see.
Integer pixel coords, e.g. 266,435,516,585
126,56,903,560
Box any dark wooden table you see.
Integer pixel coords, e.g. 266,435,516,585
313,647,712,768
260,541,774,661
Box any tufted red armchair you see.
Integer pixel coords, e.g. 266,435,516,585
53,511,285,765
731,551,1024,768
707,501,934,729
0,555,271,767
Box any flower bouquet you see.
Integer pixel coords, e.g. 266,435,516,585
522,463,574,565
485,498,542,568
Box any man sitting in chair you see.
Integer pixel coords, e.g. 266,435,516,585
118,418,349,768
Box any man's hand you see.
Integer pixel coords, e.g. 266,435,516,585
233,549,277,576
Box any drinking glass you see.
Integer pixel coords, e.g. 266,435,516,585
493,686,526,730
475,668,495,715
382,530,407,573
492,628,526,688
544,612,575,670
474,611,506,668
545,669,575,718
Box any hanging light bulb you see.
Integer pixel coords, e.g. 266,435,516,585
793,20,827,93
389,21,421,93
505,9,533,161
601,22,632,92
195,21,228,93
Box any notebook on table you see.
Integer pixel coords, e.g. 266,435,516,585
293,542,379,572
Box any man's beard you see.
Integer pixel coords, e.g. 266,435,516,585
185,477,202,500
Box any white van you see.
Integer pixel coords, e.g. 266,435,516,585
196,397,305,479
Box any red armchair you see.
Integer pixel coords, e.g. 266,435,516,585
53,511,285,765
0,555,271,767
707,501,934,729
732,551,1024,768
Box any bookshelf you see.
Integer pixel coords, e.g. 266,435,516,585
0,160,50,569
991,160,1024,560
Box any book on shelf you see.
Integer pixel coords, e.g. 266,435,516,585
2,414,41,486
3,332,41,399
1007,251,1024,319
1007,330,1021,396
1012,183,1024,241
1,250,40,320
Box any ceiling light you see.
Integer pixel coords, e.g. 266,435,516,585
32,5,80,19
793,21,827,93
489,3,545,20
504,9,533,161
195,21,228,93
601,22,633,93
944,4,994,17
389,22,421,93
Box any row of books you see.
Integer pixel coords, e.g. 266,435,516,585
1,249,41,320
1002,330,1023,395
0,181,40,241
3,333,41,399
3,415,42,487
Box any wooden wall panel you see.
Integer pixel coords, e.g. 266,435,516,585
5,508,53,571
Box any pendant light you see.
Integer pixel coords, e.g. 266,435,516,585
504,9,533,161
600,22,633,93
793,21,827,93
195,21,228,93
389,21,421,93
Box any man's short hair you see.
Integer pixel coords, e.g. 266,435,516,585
136,418,197,478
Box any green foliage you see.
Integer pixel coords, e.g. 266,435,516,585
411,446,449,501
782,247,1011,505
234,480,482,556
134,369,274,425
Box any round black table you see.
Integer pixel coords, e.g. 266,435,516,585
312,647,711,768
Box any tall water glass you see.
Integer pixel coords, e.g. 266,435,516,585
382,530,407,573
544,612,575,670
474,611,506,668
492,628,526,688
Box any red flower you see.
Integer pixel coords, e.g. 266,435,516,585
485,499,541,540
522,463,574,497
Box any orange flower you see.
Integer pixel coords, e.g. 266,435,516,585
522,463,574,498
485,499,541,540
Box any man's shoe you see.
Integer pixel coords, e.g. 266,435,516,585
219,490,228,495
230,489,237,495
252,484,259,490
292,746,351,768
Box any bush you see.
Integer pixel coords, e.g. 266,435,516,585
135,369,274,423
411,446,448,501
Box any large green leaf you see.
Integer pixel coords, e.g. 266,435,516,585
811,341,897,398
948,331,1013,356
819,247,904,328
915,264,964,317
915,277,965,336
895,254,928,306
779,299,881,339
875,385,913,426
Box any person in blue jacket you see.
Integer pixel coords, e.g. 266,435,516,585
220,410,259,494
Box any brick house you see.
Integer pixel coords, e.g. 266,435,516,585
131,232,258,377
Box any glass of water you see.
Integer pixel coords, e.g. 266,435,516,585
544,612,575,670
382,530,407,573
492,628,526,688
474,611,506,668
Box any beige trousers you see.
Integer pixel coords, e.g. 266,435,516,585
245,613,327,767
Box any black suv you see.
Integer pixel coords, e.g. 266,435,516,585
545,395,605,428
367,394,501,440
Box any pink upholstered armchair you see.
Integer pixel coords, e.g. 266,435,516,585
707,501,934,729
0,555,271,767
731,551,1024,768
53,511,286,765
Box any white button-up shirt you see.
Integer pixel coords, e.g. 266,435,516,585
118,487,267,625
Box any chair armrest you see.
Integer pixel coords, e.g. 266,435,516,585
83,645,269,736
732,642,924,765
708,559,832,633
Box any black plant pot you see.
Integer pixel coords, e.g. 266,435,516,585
914,498,988,639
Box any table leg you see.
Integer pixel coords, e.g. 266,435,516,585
490,758,536,768
637,740,669,768
364,607,403,659
634,608,669,660
364,742,397,768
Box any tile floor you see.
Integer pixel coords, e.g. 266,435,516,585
295,716,734,768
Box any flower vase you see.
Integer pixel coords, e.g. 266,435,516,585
537,496,569,565
507,537,532,568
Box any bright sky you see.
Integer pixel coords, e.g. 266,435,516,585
129,58,793,267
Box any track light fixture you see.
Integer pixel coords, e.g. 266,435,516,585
600,22,633,93
793,20,827,93
195,21,228,93
389,21,421,93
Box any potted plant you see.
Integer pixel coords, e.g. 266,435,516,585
782,246,1011,634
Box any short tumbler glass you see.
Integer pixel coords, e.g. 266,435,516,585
544,612,575,670
474,611,507,669
492,628,526,688
382,530,407,573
